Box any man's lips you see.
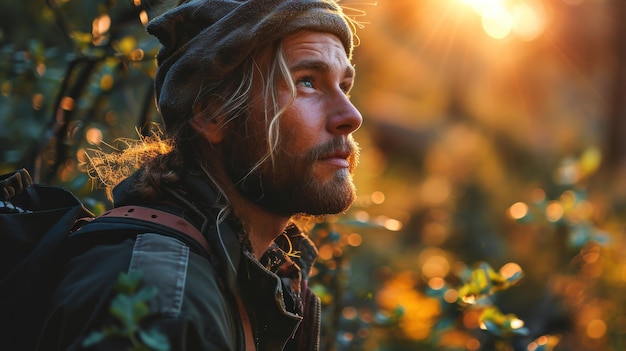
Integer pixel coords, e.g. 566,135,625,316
319,150,352,168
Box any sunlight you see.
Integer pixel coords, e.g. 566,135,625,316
511,2,546,41
459,0,503,14
457,0,546,40
482,6,513,39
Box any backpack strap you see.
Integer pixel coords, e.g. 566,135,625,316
100,206,210,254
103,205,256,351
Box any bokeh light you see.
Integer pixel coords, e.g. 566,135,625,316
31,93,44,110
481,6,513,39
371,191,385,204
510,2,546,41
586,319,607,339
347,233,362,247
85,128,103,146
508,202,528,220
457,0,547,40
60,96,75,111
499,262,522,280
421,254,450,279
545,201,564,222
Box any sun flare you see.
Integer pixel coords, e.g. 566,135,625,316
457,0,547,40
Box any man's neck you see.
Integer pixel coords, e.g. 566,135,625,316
196,145,290,260
228,190,291,260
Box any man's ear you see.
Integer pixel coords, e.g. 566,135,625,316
190,114,226,144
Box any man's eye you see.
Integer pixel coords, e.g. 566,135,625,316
340,83,352,94
297,78,314,89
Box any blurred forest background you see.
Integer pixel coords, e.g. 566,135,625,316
1,0,626,350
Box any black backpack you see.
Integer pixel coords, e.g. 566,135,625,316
0,168,214,350
0,168,94,349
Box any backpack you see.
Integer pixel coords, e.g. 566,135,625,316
0,168,94,349
0,168,254,351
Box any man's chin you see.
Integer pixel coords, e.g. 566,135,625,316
247,180,356,217
294,181,356,216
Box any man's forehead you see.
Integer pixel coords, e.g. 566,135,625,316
282,31,353,73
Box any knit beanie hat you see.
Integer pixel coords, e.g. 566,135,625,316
146,0,354,128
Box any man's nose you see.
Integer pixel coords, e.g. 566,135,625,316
328,94,363,135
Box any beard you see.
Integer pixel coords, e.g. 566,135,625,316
220,130,360,217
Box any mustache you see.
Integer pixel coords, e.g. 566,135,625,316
306,137,360,165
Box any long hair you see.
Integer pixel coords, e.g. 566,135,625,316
87,40,296,204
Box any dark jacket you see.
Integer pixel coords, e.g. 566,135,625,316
37,168,321,351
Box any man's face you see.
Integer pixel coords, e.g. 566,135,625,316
222,30,363,216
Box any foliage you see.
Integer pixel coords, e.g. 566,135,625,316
0,0,162,213
83,271,170,351
2,1,626,351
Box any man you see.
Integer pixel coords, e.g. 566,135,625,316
37,0,362,350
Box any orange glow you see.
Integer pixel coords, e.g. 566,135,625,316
582,245,600,264
420,176,451,205
139,10,149,26
457,0,546,40
462,309,481,329
76,149,87,163
130,48,145,61
422,255,450,279
545,201,564,222
428,277,446,290
383,218,403,231
537,335,549,345
59,160,77,182
371,190,385,204
60,96,75,111
92,15,111,38
354,210,370,223
586,319,607,339
318,244,333,260
342,306,358,320
32,93,44,110
466,338,481,350
481,6,513,39
459,0,502,13
511,2,546,41
508,202,528,220
444,289,458,303
86,128,103,146
347,233,362,247
499,262,522,280
376,272,441,340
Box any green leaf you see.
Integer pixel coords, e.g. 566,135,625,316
82,331,107,347
134,286,158,302
138,328,171,351
115,271,144,294
110,294,140,331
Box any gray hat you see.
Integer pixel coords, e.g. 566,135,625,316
146,0,354,127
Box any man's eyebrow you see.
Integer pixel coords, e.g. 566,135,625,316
290,60,355,78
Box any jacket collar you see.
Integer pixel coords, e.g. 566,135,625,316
112,167,318,318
